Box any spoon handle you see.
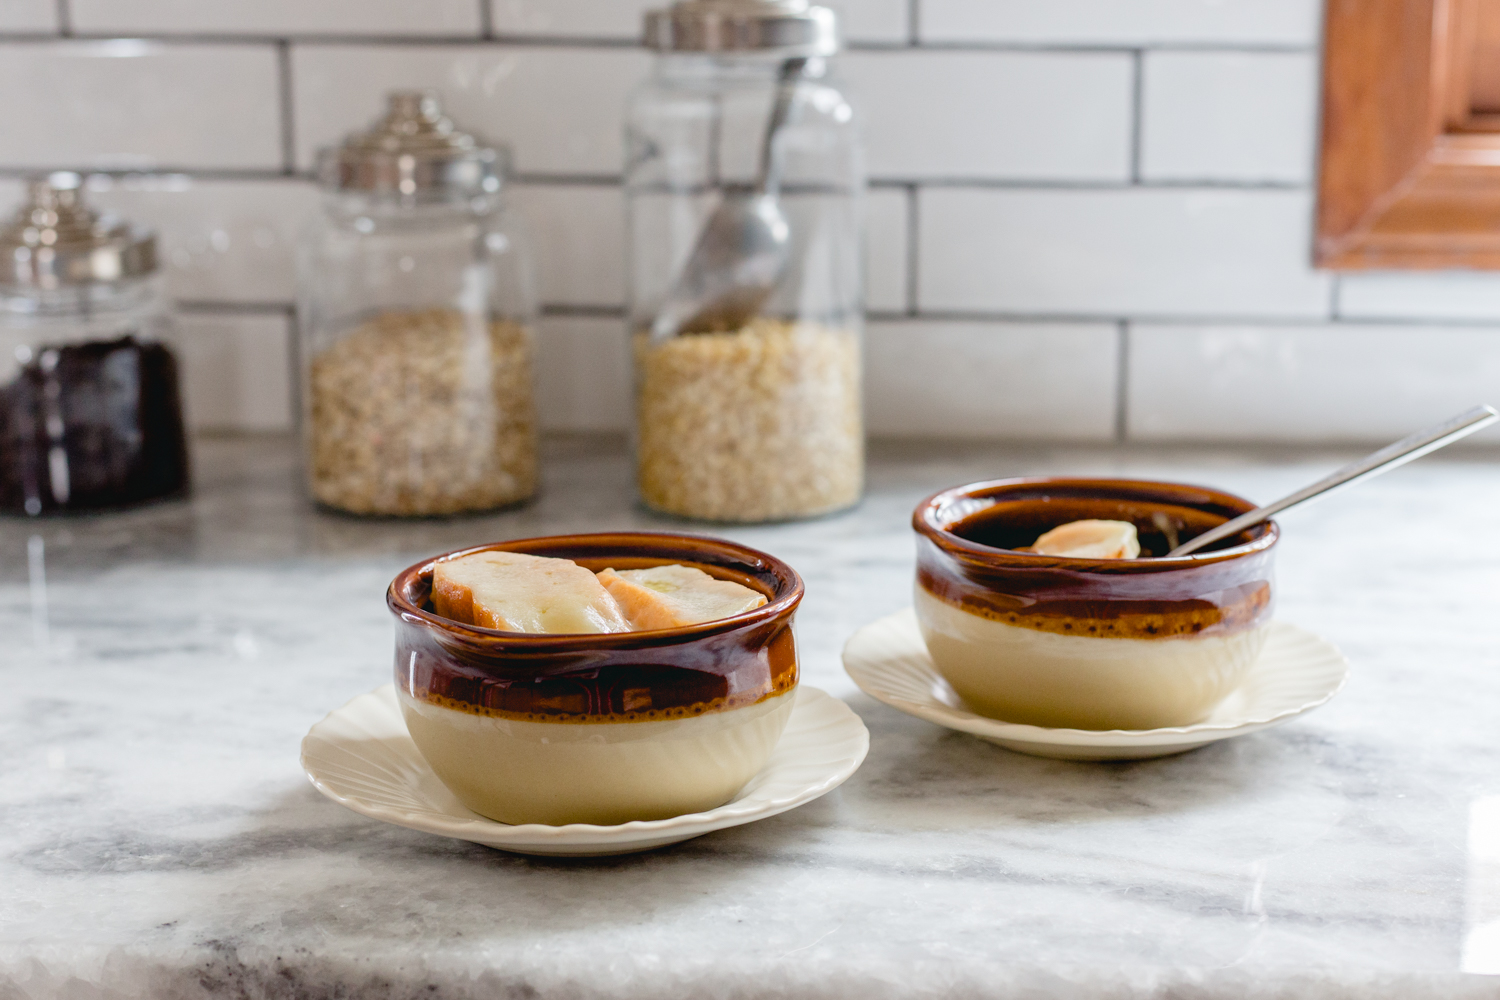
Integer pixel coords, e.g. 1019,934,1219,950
1166,404,1500,557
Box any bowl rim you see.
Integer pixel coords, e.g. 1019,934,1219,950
386,530,805,648
913,475,1279,572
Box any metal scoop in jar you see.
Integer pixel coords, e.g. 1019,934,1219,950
650,57,807,339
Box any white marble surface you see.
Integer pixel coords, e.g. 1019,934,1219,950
3,436,1500,999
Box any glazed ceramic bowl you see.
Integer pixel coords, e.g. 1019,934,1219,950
912,478,1278,730
387,532,802,825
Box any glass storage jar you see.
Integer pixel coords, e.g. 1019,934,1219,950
628,0,864,523
0,173,189,516
299,92,537,517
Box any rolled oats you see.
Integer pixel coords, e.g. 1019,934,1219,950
634,319,862,522
307,308,536,516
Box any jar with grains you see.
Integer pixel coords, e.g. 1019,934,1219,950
298,92,537,516
0,173,189,516
627,0,865,523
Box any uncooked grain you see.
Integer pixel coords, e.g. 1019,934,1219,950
307,308,536,516
634,319,862,522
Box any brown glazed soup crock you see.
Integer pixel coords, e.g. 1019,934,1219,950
913,477,1278,730
387,531,803,825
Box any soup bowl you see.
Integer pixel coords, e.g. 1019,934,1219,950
912,478,1277,730
387,532,802,825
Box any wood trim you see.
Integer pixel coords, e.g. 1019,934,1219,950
1316,0,1500,269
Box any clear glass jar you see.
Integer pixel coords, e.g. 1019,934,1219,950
628,1,864,523
0,173,189,516
299,92,537,517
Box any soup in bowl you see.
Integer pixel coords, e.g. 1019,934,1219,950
912,478,1277,730
387,532,803,825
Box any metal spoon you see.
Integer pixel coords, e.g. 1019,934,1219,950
650,57,806,340
1166,404,1499,557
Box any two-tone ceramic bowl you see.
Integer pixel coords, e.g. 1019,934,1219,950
913,478,1278,730
387,532,802,825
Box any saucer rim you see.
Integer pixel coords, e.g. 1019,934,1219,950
300,683,870,853
842,609,1348,749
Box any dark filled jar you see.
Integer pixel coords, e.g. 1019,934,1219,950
0,173,189,516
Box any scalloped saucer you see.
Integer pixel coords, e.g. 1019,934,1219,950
301,684,869,856
843,609,1347,761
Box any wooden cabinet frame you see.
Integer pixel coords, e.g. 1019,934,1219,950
1317,0,1500,268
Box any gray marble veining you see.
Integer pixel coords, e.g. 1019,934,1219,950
3,435,1500,999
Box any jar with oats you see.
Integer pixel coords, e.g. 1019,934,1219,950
298,92,537,517
627,0,864,523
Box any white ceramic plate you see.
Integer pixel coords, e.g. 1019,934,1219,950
843,609,1348,760
301,684,869,856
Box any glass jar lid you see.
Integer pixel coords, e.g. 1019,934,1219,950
0,172,157,289
320,91,505,198
644,0,839,56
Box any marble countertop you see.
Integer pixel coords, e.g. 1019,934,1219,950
4,435,1500,1000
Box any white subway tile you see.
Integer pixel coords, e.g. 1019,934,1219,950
166,311,294,432
865,186,909,313
1337,272,1500,322
920,0,1319,46
836,0,910,44
292,45,651,177
0,0,55,31
535,316,630,432
841,50,1132,181
917,188,1331,318
0,42,281,171
1127,323,1500,444
69,0,481,35
489,0,907,44
866,319,1117,439
1141,51,1317,184
490,0,648,39
84,175,318,305
513,184,625,309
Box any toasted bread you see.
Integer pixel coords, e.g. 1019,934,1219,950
433,550,631,634
597,564,767,631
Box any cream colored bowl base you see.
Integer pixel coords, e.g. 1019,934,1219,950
915,588,1267,730
400,689,796,826
300,684,869,856
843,608,1348,761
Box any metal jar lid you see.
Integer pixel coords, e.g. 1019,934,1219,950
645,0,839,56
0,172,157,289
320,91,504,198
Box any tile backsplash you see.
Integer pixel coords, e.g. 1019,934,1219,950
3,0,1497,444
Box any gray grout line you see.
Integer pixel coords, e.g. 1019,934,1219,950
0,31,1319,53
0,31,638,46
0,165,1306,193
1129,49,1144,184
167,301,1500,330
907,0,919,46
905,183,919,315
0,166,316,182
869,177,1308,190
1114,321,1130,443
276,40,296,175
176,301,297,315
478,0,493,40
1329,274,1342,319
514,172,623,187
286,302,303,438
54,0,70,35
883,40,1318,54
540,303,627,319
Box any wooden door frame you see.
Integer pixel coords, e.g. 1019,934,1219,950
1317,0,1500,269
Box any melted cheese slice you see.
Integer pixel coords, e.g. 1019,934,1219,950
433,551,631,634
597,564,767,631
1031,519,1141,559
